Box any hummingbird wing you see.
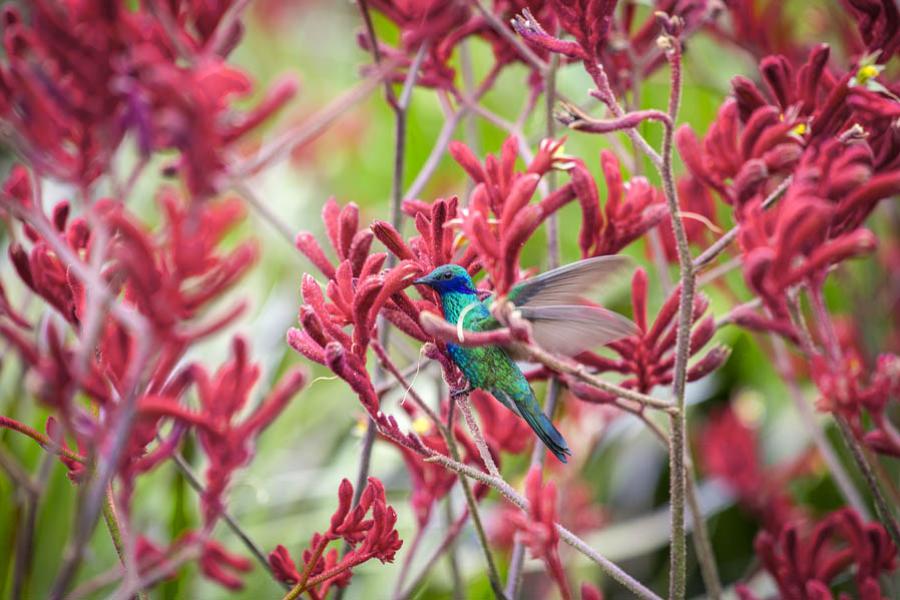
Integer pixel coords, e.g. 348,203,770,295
507,255,634,307
518,305,638,356
481,256,638,355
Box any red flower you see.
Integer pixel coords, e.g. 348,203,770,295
699,404,813,532
568,268,729,402
737,508,897,600
195,338,306,523
269,478,403,596
509,467,571,600
0,1,295,191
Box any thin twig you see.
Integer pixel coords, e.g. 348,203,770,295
419,442,664,599
404,64,501,201
234,60,399,177
457,394,501,479
376,347,506,598
165,449,282,583
693,177,792,270
504,378,560,599
835,417,900,546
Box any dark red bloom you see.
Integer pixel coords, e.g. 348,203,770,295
737,508,897,600
0,2,295,191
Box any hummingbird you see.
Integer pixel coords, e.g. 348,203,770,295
413,256,637,463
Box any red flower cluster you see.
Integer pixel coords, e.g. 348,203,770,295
447,136,665,294
512,1,709,94
568,268,729,402
268,477,403,597
737,508,897,600
0,1,295,193
0,165,305,589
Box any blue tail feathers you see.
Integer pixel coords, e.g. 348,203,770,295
521,406,572,463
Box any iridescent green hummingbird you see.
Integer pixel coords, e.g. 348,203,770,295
414,256,637,463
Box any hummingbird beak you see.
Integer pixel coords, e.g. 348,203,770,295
413,276,430,286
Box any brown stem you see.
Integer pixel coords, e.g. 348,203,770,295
283,536,330,600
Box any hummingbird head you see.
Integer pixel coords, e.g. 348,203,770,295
413,264,477,295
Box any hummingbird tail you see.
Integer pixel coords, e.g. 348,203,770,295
520,404,572,464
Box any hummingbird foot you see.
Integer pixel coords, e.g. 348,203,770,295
450,385,473,400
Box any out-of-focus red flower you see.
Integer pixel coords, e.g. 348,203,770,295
509,467,571,600
0,2,295,192
494,477,605,550
581,582,604,600
268,478,403,596
844,0,900,57
737,508,897,600
191,534,254,591
470,389,533,456
699,404,815,532
195,337,306,523
568,268,729,402
813,352,900,456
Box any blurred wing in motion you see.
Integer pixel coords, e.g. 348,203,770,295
507,255,634,307
519,305,638,356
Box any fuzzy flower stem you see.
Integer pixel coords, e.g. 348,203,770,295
101,486,128,566
283,535,330,600
0,416,87,464
376,349,505,597
445,421,507,600
583,63,662,168
457,394,502,479
693,176,793,270
658,34,692,600
835,417,900,547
